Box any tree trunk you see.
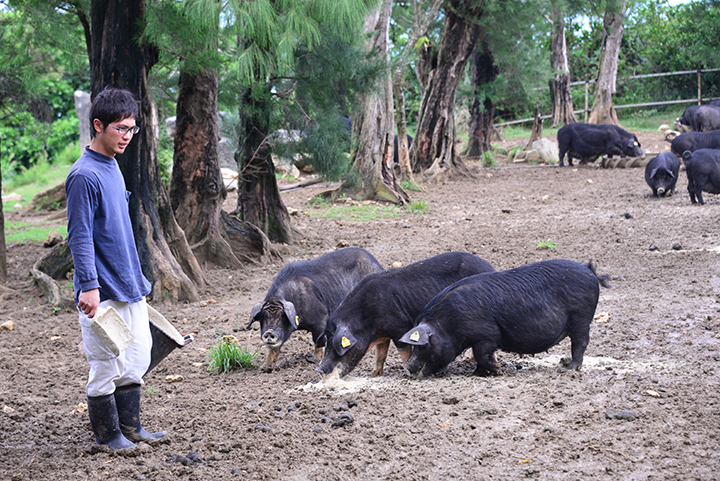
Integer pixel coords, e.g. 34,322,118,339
527,101,544,148
170,69,243,269
412,0,482,174
549,7,576,127
0,144,6,281
91,0,203,303
234,85,293,244
346,0,407,204
588,0,625,126
393,73,414,183
466,38,498,158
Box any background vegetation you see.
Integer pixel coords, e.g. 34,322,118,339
1,0,718,202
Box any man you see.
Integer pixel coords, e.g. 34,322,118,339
66,88,164,450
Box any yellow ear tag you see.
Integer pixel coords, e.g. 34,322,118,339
341,336,351,348
295,316,299,326
410,331,420,342
634,141,638,146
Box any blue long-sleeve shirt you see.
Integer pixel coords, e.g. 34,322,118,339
66,147,151,304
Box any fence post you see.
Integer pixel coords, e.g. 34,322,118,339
584,81,589,122
698,69,702,104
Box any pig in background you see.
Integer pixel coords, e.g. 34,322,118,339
682,149,720,205
400,259,610,379
674,103,720,132
557,123,644,167
645,152,680,197
247,247,384,371
670,130,720,156
315,252,495,378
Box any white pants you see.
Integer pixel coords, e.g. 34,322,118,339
78,298,152,397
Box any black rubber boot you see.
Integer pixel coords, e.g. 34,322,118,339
86,393,136,450
115,384,165,443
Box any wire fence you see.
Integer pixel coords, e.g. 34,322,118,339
495,68,720,128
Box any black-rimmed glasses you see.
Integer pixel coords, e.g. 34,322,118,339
108,124,140,136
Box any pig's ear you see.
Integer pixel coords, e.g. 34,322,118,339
682,150,692,162
649,167,659,179
247,303,264,329
667,168,676,179
332,327,356,356
282,300,299,330
400,325,432,346
316,332,327,348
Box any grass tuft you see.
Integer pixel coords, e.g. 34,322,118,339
536,239,557,250
206,336,257,373
406,199,429,215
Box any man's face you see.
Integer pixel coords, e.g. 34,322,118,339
92,117,137,158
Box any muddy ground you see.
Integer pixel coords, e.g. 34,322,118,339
1,129,719,480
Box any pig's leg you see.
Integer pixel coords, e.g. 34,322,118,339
370,338,391,377
564,318,591,370
471,342,499,376
688,177,698,203
261,346,281,372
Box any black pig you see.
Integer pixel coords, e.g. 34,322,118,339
315,252,495,378
400,259,610,378
248,247,384,371
645,152,680,197
674,105,701,132
693,105,720,132
670,130,720,156
682,149,720,205
557,123,643,167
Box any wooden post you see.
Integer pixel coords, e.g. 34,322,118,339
584,81,589,122
698,69,702,104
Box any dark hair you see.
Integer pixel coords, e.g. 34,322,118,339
89,88,139,139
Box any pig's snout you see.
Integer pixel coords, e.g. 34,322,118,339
261,330,280,346
657,187,666,195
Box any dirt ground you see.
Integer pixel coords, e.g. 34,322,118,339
1,128,720,481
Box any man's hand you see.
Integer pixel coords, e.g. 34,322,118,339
78,289,100,318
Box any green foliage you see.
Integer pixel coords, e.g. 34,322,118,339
4,221,68,245
0,6,88,180
536,239,557,250
306,200,401,222
481,151,496,168
3,162,72,212
206,337,257,373
400,180,423,192
406,199,429,215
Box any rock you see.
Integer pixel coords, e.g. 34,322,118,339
331,413,354,428
623,212,633,219
525,149,540,163
2,192,22,202
43,231,63,250
0,321,14,331
605,408,636,421
672,243,683,250
649,244,658,251
532,138,559,163
336,240,350,248
442,396,460,405
392,261,402,268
